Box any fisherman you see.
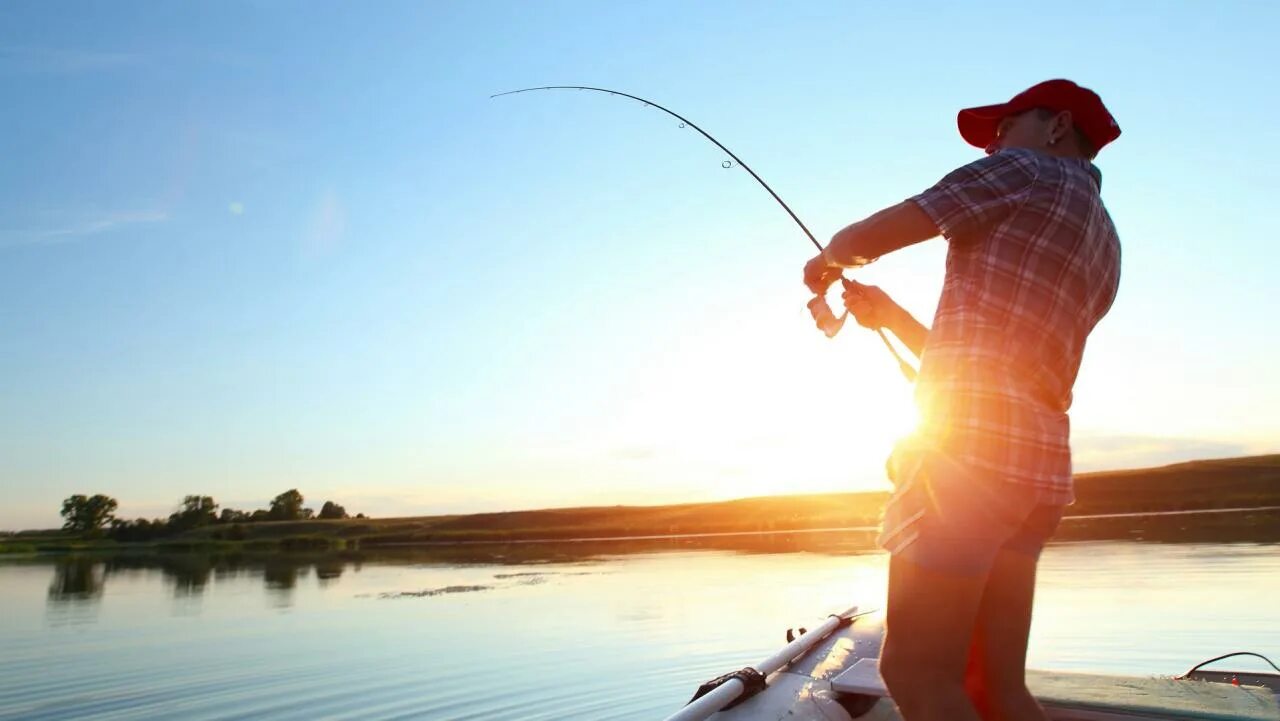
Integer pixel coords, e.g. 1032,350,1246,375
803,79,1122,721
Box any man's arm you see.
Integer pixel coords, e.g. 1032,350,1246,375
823,200,940,267
842,281,930,359
884,302,930,359
802,200,941,295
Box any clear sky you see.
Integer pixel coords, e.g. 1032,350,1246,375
3,1,1278,530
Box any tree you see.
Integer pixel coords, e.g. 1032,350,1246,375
183,495,218,518
109,517,167,543
268,489,305,521
168,495,218,532
219,508,248,524
318,501,348,520
60,494,119,535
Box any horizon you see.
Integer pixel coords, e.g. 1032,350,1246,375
4,1,1279,530
8,451,1275,533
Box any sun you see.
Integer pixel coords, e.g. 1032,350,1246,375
585,307,920,501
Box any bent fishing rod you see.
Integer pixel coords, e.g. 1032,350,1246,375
490,85,917,381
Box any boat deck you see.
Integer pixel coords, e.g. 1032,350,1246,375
834,657,1279,721
709,612,1280,721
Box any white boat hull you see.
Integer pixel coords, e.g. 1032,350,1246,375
698,613,1280,721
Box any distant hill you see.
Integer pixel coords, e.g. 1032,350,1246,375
10,454,1278,550
1071,454,1280,514
180,453,1280,546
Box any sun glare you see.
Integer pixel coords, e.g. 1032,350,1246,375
581,306,920,501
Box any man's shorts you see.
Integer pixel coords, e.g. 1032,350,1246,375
877,441,1066,576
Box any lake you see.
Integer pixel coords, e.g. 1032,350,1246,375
2,537,1278,720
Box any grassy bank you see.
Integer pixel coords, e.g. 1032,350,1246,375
6,453,1277,552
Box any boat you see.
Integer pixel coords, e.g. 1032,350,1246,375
663,607,1280,721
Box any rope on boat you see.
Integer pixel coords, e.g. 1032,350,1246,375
1181,651,1280,678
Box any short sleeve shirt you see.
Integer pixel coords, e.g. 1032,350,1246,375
906,148,1121,504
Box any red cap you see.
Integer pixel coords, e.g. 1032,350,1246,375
957,79,1121,153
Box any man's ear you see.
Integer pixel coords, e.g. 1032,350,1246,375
1050,110,1074,145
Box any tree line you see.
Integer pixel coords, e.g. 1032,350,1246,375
59,490,363,542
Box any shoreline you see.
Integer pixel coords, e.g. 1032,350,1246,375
4,505,1280,558
4,454,1277,554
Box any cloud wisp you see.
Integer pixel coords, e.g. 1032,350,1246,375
0,210,169,249
0,45,140,74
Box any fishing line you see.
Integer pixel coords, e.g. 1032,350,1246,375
491,85,917,381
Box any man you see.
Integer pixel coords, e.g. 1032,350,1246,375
803,79,1122,721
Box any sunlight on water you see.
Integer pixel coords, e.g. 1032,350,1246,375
1,541,1277,720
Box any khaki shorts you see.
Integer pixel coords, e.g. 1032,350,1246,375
877,441,1065,575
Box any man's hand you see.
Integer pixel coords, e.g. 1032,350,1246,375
842,280,898,330
804,251,843,295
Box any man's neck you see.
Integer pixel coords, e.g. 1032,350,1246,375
1038,144,1090,161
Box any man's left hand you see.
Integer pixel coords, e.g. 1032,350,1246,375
804,252,842,295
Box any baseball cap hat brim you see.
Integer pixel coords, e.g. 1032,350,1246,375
957,101,1028,150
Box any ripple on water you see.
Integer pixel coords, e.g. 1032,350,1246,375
0,542,1277,720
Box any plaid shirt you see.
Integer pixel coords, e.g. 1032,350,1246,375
905,148,1121,505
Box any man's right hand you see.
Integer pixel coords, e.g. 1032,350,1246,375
842,280,899,330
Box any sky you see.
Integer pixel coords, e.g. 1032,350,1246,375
2,1,1278,530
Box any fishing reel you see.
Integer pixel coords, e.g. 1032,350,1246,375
806,294,846,338
806,278,861,338
808,277,918,383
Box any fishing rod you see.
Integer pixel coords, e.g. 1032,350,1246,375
490,85,917,381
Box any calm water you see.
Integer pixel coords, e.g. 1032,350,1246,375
2,539,1278,720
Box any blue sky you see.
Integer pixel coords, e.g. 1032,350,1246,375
2,1,1278,529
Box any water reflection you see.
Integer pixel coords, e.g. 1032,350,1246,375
38,552,341,607
32,534,872,611
263,559,303,591
9,537,1278,721
315,559,344,584
27,509,1280,613
47,558,106,603
162,555,213,596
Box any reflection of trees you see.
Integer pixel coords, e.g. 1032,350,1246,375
42,553,367,611
98,554,218,598
160,556,214,597
315,559,344,584
214,562,250,584
47,558,106,603
263,559,304,591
